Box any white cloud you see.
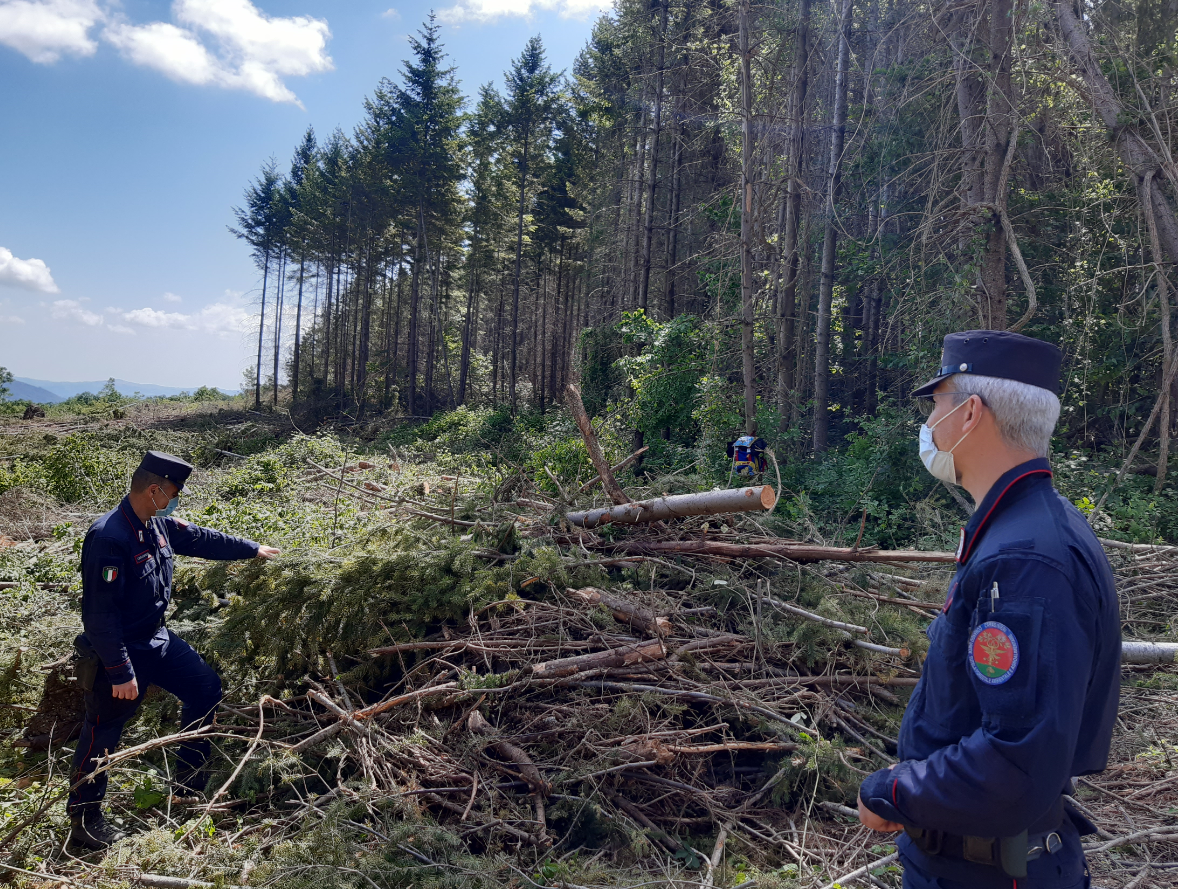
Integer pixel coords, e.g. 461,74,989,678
381,7,400,19
107,323,135,334
51,298,102,326
119,300,249,337
0,314,25,325
105,0,332,104
162,292,182,303
0,0,102,63
0,246,59,293
439,0,607,23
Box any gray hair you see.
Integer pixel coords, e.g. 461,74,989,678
946,373,1060,458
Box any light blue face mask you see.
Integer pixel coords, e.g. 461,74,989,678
152,487,179,517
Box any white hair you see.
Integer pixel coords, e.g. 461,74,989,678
946,373,1060,458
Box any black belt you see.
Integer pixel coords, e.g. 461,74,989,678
904,797,1066,879
905,826,1063,878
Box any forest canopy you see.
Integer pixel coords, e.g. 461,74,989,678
231,0,1178,541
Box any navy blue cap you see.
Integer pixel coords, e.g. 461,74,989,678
913,330,1062,398
137,451,193,489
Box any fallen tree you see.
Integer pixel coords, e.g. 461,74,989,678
608,538,958,564
568,485,776,527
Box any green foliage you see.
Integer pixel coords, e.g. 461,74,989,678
40,433,134,504
184,531,593,681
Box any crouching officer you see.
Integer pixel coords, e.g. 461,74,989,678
69,451,280,850
856,331,1120,888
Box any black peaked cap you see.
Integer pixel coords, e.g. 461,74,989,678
137,450,194,490
913,330,1062,398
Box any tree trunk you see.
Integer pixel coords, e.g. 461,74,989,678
663,120,683,318
813,0,853,453
777,0,811,432
292,246,305,402
978,0,1014,328
272,250,285,406
459,226,479,405
738,0,757,435
568,485,776,528
255,244,270,410
1052,0,1178,262
639,0,669,315
510,126,531,414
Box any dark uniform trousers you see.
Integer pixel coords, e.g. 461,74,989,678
67,495,258,816
70,631,221,813
859,459,1119,889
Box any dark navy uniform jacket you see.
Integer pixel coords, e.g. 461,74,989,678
80,495,258,685
861,459,1120,848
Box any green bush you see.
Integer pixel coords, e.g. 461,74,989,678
41,434,134,504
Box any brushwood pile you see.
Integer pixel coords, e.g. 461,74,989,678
1,402,1177,889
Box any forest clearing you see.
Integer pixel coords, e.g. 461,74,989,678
0,396,1177,889
6,0,1178,882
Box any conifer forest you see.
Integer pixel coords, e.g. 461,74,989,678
7,0,1178,887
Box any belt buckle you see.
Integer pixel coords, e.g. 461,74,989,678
963,835,997,865
1029,831,1062,858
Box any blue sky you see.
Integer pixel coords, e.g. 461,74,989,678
0,0,606,391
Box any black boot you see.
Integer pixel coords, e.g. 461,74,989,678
69,810,126,850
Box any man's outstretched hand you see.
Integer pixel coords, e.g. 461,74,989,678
255,546,281,560
858,791,903,832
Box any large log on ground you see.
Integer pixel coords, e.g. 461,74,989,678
568,486,775,528
1121,641,1178,665
611,539,956,564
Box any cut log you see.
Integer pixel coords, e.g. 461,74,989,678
568,486,775,528
1122,641,1178,665
611,539,956,564
568,587,672,637
529,639,666,678
565,384,630,506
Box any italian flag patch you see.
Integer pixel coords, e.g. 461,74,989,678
102,567,118,583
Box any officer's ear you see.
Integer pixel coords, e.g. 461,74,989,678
960,394,986,432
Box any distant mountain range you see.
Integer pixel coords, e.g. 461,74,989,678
3,377,231,403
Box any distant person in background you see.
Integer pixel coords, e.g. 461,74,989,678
69,451,280,851
856,331,1120,889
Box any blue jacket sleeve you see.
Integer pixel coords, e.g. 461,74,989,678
860,557,1096,837
80,535,136,685
162,518,259,560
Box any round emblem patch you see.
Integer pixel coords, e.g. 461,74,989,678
969,621,1019,685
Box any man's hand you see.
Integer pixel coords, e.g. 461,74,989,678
112,677,139,700
858,791,903,832
255,546,281,560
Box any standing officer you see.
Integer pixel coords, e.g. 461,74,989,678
856,331,1120,888
69,451,280,850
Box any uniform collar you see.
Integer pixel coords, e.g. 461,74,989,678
118,494,154,543
957,457,1053,564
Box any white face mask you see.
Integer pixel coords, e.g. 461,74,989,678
919,396,973,486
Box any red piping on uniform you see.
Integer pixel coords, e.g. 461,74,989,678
891,778,898,805
957,470,1052,565
119,503,139,532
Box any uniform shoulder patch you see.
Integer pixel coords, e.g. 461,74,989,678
102,566,118,583
970,621,1019,685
